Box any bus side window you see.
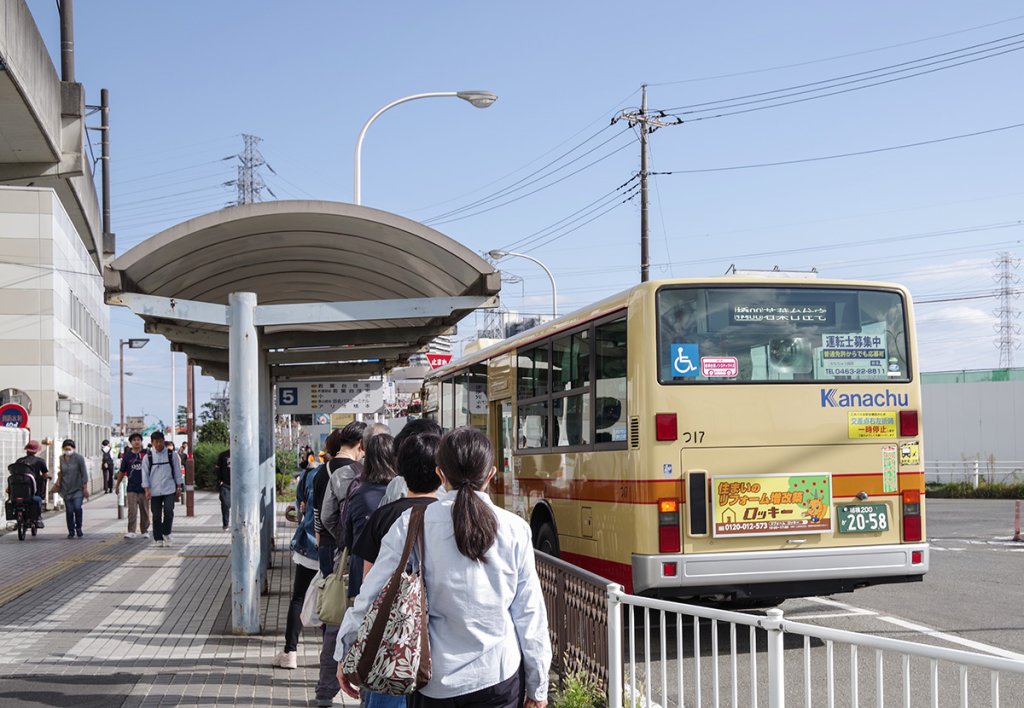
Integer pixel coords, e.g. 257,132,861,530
595,317,628,445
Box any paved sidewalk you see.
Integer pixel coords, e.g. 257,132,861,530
0,489,357,707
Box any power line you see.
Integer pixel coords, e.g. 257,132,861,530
661,31,1024,114
424,126,630,224
647,13,1024,87
521,185,640,254
425,136,636,226
650,119,1024,175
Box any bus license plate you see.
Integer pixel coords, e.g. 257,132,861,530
838,504,889,533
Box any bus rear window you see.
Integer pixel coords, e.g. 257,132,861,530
657,286,910,384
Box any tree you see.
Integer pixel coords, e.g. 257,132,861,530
197,418,229,446
176,405,188,431
199,393,229,423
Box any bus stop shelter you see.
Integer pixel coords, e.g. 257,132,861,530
104,200,500,633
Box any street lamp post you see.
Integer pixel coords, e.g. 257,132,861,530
488,250,558,320
119,338,149,436
353,90,498,205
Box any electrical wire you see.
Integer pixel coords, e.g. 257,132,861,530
650,120,1024,175
521,185,640,254
661,31,1024,114
513,183,640,254
647,13,1024,87
424,126,630,223
426,137,636,226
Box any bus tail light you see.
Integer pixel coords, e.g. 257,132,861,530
658,498,681,553
899,410,919,437
655,413,677,441
902,489,922,542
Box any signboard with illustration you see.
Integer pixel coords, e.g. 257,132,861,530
712,473,832,537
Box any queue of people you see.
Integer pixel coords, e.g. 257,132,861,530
275,421,551,708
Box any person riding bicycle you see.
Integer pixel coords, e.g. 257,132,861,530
5,461,43,527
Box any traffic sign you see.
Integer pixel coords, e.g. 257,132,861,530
427,354,452,369
0,403,29,428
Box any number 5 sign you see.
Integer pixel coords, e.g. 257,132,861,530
278,387,298,406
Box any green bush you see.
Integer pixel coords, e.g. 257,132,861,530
551,660,606,708
193,441,225,490
197,419,229,446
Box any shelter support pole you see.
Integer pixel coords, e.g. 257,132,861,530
229,292,261,634
258,346,274,592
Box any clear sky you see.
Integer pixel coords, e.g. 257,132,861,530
25,1,1024,423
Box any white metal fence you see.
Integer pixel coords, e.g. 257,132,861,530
607,587,1024,708
925,460,1024,486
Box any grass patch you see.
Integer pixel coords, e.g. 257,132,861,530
926,481,1024,499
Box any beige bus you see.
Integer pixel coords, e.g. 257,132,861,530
423,276,927,603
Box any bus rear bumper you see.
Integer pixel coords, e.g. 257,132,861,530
632,542,929,595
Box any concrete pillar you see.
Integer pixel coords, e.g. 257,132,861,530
229,292,261,634
258,346,274,592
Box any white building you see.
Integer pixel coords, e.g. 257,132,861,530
0,187,111,482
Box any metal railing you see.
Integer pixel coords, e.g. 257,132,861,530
607,588,1024,708
925,460,1024,487
535,550,618,691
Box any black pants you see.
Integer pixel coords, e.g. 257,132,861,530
408,662,524,708
219,485,231,528
285,563,318,652
150,494,175,541
103,468,114,493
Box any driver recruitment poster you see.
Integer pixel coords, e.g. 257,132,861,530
712,473,832,537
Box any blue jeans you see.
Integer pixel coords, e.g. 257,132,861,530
64,494,83,535
150,494,175,541
364,692,406,707
318,540,337,578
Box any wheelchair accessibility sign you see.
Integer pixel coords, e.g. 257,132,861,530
670,344,699,378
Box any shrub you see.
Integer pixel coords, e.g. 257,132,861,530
926,481,1024,499
551,659,606,708
193,441,225,490
197,419,229,446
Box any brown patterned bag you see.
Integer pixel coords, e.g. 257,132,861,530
342,504,431,695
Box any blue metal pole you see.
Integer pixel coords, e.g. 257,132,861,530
229,291,261,634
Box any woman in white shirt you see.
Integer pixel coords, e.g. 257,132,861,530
337,426,551,707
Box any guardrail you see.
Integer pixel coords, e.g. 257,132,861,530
925,460,1024,487
607,588,1024,707
535,543,1024,705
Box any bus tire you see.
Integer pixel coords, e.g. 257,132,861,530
535,523,559,557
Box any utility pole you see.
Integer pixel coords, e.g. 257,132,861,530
614,85,680,282
994,251,1021,368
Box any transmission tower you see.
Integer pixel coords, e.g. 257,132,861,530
231,134,276,205
993,251,1021,368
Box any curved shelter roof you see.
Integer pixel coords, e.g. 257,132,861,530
104,200,500,381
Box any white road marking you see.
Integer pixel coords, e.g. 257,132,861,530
804,596,1024,661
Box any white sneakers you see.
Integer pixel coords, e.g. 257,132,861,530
124,532,137,539
164,535,173,547
153,538,164,548
271,650,297,669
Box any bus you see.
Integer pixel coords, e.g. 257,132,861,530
423,276,927,603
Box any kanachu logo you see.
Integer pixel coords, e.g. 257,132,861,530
820,388,909,408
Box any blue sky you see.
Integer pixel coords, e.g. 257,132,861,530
26,1,1024,421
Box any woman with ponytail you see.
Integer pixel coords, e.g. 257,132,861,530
337,426,551,707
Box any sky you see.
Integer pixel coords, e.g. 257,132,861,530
24,1,1024,424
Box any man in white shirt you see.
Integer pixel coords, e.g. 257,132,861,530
141,431,183,548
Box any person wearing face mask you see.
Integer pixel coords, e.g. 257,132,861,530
55,439,90,539
101,440,115,494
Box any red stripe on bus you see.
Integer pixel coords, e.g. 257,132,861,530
558,550,634,593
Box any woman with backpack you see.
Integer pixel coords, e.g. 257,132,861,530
337,427,551,708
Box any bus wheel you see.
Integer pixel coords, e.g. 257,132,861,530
535,523,559,557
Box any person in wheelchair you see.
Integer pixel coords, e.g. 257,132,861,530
6,461,43,528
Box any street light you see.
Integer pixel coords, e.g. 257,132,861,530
120,338,149,436
353,90,498,205
488,250,558,320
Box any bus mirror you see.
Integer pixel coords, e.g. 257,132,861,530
768,337,813,374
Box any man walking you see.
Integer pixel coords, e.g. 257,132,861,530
216,448,230,531
16,440,50,515
141,431,183,548
117,433,151,539
101,440,115,493
56,439,89,538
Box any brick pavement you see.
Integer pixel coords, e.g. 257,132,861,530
0,489,358,707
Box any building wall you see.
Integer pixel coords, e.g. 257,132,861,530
0,187,110,491
921,370,1024,479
